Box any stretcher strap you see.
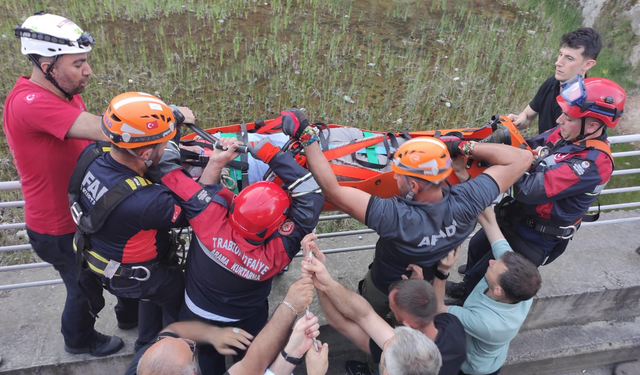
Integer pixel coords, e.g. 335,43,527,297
322,134,386,162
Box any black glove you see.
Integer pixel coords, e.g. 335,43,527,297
145,140,182,183
170,105,186,126
281,109,310,138
444,140,462,157
479,127,511,145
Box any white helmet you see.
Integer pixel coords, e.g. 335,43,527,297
15,12,94,57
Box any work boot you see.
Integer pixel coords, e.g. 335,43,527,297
346,360,372,375
445,281,467,299
457,264,467,275
64,331,124,357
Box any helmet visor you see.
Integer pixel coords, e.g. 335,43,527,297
560,74,587,105
560,74,622,122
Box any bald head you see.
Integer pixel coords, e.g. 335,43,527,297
137,336,197,375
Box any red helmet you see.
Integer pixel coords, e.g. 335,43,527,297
557,76,625,128
229,181,290,243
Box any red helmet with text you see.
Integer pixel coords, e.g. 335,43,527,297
229,181,291,243
557,75,625,128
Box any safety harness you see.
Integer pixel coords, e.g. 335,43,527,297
68,142,156,281
498,137,613,240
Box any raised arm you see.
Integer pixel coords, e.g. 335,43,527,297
66,106,194,141
199,137,242,185
467,143,533,192
477,207,505,245
303,139,371,223
301,240,394,349
267,313,320,375
227,277,315,375
66,112,107,140
434,247,460,314
162,321,253,355
279,109,371,223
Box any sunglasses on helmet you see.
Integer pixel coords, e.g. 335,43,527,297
14,26,96,48
560,75,621,122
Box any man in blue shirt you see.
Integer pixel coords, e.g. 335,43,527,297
433,207,542,375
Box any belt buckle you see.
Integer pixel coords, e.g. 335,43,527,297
558,225,577,239
537,146,551,159
130,266,151,281
70,202,83,225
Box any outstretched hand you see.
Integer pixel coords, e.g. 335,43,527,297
210,327,254,356
438,246,460,272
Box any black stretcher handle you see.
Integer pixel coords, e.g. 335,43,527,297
184,123,248,154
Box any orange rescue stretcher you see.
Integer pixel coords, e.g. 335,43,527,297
179,115,530,211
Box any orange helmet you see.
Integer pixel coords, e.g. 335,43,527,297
101,92,177,148
391,138,452,183
229,181,291,243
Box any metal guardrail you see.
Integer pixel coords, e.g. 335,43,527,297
1,134,639,290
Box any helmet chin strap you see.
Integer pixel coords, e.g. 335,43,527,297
28,54,73,100
402,175,432,201
126,143,163,169
566,118,605,143
402,175,415,200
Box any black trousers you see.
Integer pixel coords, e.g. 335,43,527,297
101,263,184,344
180,300,269,375
27,228,138,347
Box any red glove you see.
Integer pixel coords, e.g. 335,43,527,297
249,138,282,164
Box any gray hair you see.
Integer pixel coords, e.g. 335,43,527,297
137,340,198,375
383,326,442,375
137,358,197,375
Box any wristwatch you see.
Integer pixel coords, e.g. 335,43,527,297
281,349,304,365
434,268,450,280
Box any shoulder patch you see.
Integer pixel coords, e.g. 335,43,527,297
571,159,591,177
23,93,40,104
278,219,295,236
171,204,182,223
196,189,212,205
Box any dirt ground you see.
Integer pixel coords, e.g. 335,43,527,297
616,93,640,136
